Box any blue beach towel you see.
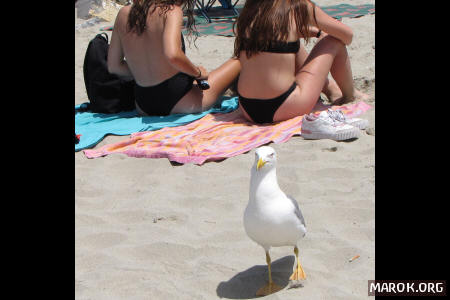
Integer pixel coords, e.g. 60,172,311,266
75,96,239,151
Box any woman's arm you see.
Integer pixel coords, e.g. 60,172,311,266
162,5,207,79
107,8,133,77
296,25,321,39
308,1,353,45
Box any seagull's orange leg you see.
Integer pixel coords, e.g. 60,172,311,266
290,246,306,280
256,251,283,296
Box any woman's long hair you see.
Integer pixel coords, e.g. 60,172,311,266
127,0,196,40
233,0,316,58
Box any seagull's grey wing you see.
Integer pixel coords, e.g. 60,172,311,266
287,195,306,227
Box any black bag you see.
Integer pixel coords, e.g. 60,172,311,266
83,33,136,113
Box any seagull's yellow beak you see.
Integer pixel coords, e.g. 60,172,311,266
256,158,266,170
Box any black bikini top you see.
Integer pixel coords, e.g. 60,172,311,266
241,38,300,54
263,40,300,53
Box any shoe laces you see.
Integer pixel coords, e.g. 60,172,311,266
317,111,344,127
327,109,347,123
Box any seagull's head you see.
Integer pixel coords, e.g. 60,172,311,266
254,146,277,172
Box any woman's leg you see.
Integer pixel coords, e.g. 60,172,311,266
171,58,241,114
274,35,361,121
295,44,342,102
299,36,356,101
302,36,369,105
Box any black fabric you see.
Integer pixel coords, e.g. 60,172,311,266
134,33,192,116
263,40,300,54
83,33,136,113
135,72,194,116
238,82,298,124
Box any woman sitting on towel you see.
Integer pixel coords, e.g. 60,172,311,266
108,0,241,116
233,0,369,124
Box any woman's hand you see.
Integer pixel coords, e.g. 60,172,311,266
196,65,209,80
316,29,328,41
308,26,320,38
309,2,353,45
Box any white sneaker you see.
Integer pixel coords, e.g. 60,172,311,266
301,111,360,140
327,108,369,130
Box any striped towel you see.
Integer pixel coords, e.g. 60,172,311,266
84,101,372,164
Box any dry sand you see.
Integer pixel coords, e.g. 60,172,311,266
75,1,375,299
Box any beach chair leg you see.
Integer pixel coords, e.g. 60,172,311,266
232,7,239,17
195,1,212,23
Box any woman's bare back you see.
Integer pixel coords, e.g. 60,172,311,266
237,17,301,100
238,51,298,99
115,5,180,86
107,2,241,116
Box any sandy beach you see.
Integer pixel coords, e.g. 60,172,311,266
75,0,375,299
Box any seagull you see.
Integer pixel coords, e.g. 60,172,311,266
243,146,307,296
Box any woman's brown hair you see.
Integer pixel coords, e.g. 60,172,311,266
127,0,196,40
233,0,317,58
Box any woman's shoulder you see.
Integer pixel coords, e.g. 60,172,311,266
118,4,131,18
160,4,183,25
165,4,183,16
114,5,131,27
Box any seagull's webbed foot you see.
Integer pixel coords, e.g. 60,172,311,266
289,264,306,281
256,251,283,296
289,246,306,281
256,281,283,296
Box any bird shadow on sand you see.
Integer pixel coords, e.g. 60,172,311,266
216,255,299,299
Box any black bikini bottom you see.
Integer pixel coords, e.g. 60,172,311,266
135,72,194,116
238,82,297,124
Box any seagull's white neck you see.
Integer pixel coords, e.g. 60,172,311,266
249,166,282,204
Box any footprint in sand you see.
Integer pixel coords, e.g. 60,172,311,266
365,127,375,136
322,146,338,152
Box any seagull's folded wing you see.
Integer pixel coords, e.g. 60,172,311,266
287,194,306,227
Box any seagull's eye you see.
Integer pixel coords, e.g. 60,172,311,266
268,153,274,158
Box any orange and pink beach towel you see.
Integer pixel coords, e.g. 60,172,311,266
84,101,372,165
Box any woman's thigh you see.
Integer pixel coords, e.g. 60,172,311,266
294,36,342,102
272,85,314,122
273,37,343,121
171,59,241,114
170,84,204,114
